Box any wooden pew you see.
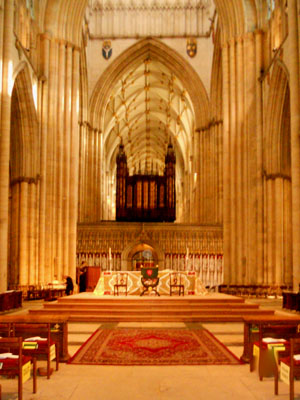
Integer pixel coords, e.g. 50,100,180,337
241,315,300,364
0,315,69,362
274,337,300,399
0,337,37,400
12,322,59,379
250,323,300,381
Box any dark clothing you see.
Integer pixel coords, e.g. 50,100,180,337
79,270,87,292
65,276,74,295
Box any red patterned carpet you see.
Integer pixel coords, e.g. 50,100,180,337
68,328,242,366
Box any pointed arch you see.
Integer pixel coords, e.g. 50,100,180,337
42,0,259,47
89,38,210,131
265,60,290,176
10,63,39,180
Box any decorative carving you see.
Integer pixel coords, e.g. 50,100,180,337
86,0,215,39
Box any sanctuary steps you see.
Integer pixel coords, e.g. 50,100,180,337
28,293,275,322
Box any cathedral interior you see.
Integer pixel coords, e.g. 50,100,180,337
0,0,298,293
2,2,300,400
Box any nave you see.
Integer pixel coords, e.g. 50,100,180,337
1,297,299,400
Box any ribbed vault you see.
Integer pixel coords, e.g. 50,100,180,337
90,38,208,180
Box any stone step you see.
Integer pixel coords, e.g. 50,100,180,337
28,309,275,322
57,296,245,304
42,302,260,310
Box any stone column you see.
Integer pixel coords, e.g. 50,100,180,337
19,181,28,285
236,37,244,283
62,43,72,277
288,0,300,290
39,33,51,284
243,32,256,283
28,181,37,284
95,129,102,221
222,42,230,283
274,177,284,284
229,38,237,283
10,183,20,285
0,0,14,292
69,46,80,281
255,30,264,284
56,40,66,280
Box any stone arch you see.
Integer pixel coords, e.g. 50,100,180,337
89,38,210,131
122,237,164,271
9,63,40,286
43,0,87,46
263,59,292,286
265,60,290,175
43,1,256,46
10,63,39,180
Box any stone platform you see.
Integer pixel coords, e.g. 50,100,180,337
28,292,275,322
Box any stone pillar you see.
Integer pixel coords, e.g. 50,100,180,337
236,37,244,283
19,181,28,285
45,38,58,282
229,38,236,283
69,46,80,281
39,34,51,284
56,40,66,281
62,43,72,277
243,32,256,283
28,181,37,284
255,30,264,284
10,183,20,285
0,0,14,292
288,0,300,290
222,42,230,283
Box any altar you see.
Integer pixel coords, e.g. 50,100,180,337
93,270,207,296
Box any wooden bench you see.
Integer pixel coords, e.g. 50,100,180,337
0,337,37,400
26,286,66,301
241,315,300,364
14,322,59,379
250,323,300,380
0,315,69,362
275,337,300,399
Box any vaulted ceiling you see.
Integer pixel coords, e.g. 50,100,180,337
103,56,194,175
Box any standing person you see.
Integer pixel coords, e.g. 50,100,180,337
79,266,87,292
65,276,74,296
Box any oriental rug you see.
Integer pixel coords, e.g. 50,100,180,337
68,328,242,366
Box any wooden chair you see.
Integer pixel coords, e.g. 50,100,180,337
140,267,160,296
169,272,184,296
274,337,300,399
11,322,59,379
0,337,37,400
114,272,128,296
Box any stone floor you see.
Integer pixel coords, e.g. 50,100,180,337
1,296,300,400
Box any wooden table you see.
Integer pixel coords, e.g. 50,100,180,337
241,315,300,363
0,314,69,362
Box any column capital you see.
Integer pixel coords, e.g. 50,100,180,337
10,175,40,186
